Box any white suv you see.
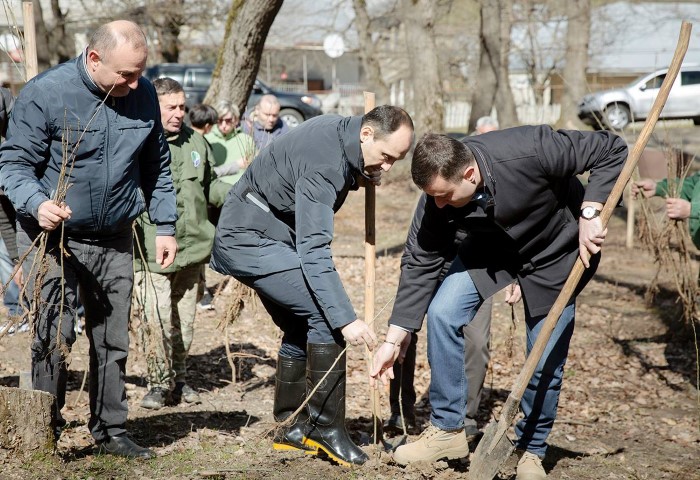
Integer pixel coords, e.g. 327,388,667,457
577,66,700,130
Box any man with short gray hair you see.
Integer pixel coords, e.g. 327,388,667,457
473,115,499,135
243,94,290,149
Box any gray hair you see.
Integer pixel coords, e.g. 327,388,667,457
257,94,280,109
476,116,499,130
214,100,240,120
153,77,184,97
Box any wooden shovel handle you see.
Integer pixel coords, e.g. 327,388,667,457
509,21,692,402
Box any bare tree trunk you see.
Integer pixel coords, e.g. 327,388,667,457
558,0,590,129
205,0,283,113
469,26,498,132
152,1,185,63
494,0,518,128
50,0,74,63
352,0,390,104
400,0,444,137
32,0,51,71
469,0,518,132
0,386,56,455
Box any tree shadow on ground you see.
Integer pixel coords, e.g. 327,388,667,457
0,369,90,390
58,410,259,461
594,274,699,390
0,375,18,387
129,410,259,448
124,342,277,395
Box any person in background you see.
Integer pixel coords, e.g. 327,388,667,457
0,20,178,459
189,103,219,136
0,85,23,332
242,94,289,150
135,78,217,411
632,174,700,248
472,116,499,135
205,100,256,214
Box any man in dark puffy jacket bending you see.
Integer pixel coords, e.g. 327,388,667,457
0,20,177,459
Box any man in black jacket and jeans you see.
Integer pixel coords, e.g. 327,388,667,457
371,126,626,479
211,106,414,466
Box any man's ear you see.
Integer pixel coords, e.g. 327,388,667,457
87,50,100,69
464,165,477,184
360,125,374,143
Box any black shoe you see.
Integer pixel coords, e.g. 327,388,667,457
173,382,201,404
54,417,67,442
141,387,169,409
384,412,415,433
96,434,155,459
464,424,481,441
197,290,215,311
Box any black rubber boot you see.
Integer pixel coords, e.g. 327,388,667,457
272,355,314,452
302,343,369,466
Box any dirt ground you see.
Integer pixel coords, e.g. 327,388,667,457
1,134,699,479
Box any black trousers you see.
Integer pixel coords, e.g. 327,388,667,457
19,225,133,442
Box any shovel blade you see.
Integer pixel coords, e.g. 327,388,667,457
467,419,515,480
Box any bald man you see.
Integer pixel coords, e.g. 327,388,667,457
0,20,177,459
242,94,290,149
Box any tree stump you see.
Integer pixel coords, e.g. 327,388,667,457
0,386,55,454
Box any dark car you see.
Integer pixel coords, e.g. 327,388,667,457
145,63,322,127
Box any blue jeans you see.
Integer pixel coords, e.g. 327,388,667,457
427,256,574,457
0,234,21,316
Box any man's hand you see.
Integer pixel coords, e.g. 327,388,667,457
579,202,607,268
665,198,691,220
341,319,377,349
504,283,521,304
369,342,399,387
38,201,72,231
631,179,657,199
12,265,23,290
369,326,409,387
155,235,178,269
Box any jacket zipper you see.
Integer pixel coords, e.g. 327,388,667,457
470,144,510,233
97,100,110,230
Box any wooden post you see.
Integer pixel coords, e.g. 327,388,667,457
363,92,383,444
18,2,38,390
22,2,38,81
626,183,635,248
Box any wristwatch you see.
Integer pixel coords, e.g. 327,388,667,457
580,206,601,220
